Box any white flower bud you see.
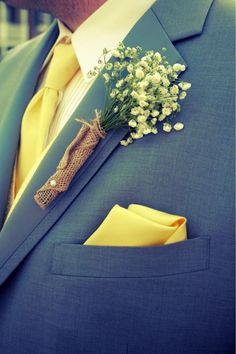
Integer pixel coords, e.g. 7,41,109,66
127,64,134,73
116,79,124,88
173,122,184,131
173,63,186,72
152,127,158,134
120,140,129,146
110,89,118,98
179,82,191,90
143,128,152,135
159,87,168,95
163,123,172,133
123,89,129,97
151,73,161,85
154,52,162,62
162,107,172,116
135,68,145,79
170,85,179,95
137,115,147,123
151,118,157,125
112,50,121,58
162,78,170,87
103,73,110,83
158,65,166,73
151,110,160,117
131,107,139,115
139,100,149,108
105,63,113,70
158,114,166,122
143,110,150,117
179,92,187,100
131,90,139,99
172,103,178,111
128,119,137,128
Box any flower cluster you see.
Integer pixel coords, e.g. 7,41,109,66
88,42,191,146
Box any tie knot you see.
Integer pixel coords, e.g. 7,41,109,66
45,41,80,91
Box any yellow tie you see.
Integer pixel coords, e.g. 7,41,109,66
15,41,80,196
84,204,187,246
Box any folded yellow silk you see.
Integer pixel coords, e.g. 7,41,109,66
84,204,187,246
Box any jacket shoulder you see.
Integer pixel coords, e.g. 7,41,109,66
0,32,45,66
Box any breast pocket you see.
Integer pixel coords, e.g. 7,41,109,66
50,236,210,278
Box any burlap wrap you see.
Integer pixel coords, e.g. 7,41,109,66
34,114,106,209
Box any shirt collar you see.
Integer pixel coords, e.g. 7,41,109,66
44,0,156,82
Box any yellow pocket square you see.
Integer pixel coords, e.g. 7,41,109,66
84,204,187,246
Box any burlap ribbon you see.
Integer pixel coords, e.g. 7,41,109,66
34,113,106,209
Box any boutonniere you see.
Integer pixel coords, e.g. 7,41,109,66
35,42,191,209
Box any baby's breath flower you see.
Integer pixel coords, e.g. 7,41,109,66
158,65,167,74
114,61,122,70
128,119,138,128
131,107,140,115
178,82,191,90
112,50,121,58
110,89,118,98
103,73,110,83
163,123,172,133
151,73,161,85
151,118,157,125
105,63,113,71
122,89,129,98
151,110,160,117
131,90,139,99
143,127,152,135
140,60,149,69
162,107,172,116
162,78,171,87
138,93,147,101
158,114,166,122
170,85,179,95
116,79,124,88
139,100,149,108
96,42,191,146
127,64,134,73
125,74,134,82
131,132,143,140
127,137,133,144
173,122,184,131
179,91,187,100
135,68,145,79
120,140,129,146
87,70,96,79
159,87,168,95
173,63,186,72
171,103,178,111
137,115,147,123
154,52,162,62
143,110,150,117
138,81,149,90
117,94,124,102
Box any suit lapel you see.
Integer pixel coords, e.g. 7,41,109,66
152,0,214,41
0,21,59,228
0,7,186,284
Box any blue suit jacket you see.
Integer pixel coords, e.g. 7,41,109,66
0,1,234,353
